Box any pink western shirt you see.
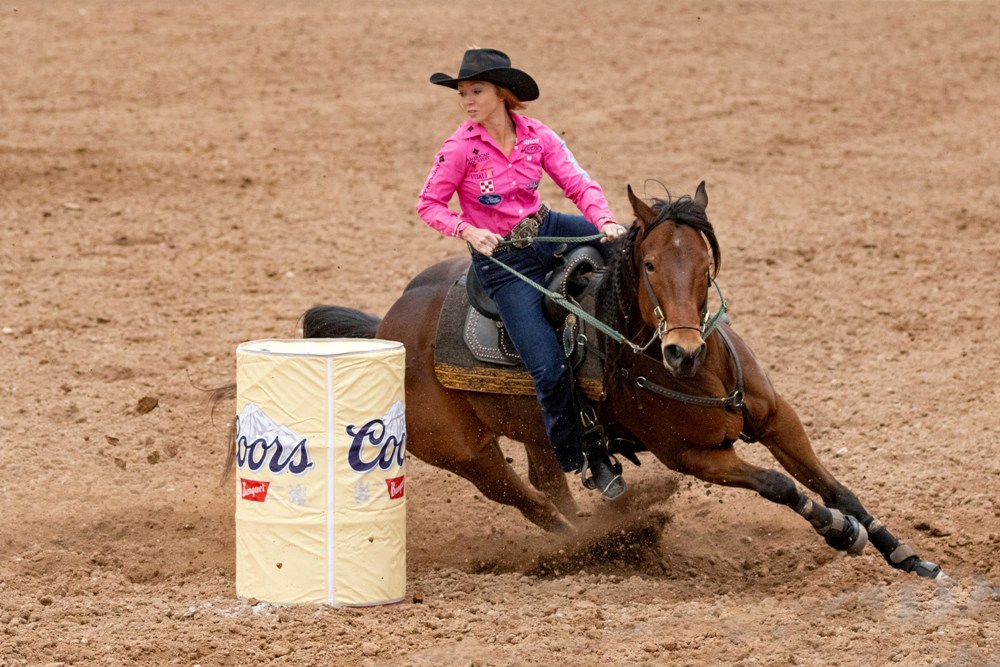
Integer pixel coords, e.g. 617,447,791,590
416,114,616,238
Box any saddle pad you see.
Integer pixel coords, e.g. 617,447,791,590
433,274,604,401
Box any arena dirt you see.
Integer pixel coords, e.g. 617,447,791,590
2,2,999,665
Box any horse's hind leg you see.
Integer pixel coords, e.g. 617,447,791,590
524,437,581,520
406,382,574,534
759,396,942,579
486,397,579,520
422,429,575,535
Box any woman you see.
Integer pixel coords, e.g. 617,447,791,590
416,47,628,500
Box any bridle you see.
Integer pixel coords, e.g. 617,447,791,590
480,222,748,421
628,221,729,352
639,264,728,338
620,218,749,422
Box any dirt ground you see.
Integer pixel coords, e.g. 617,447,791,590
2,1,1000,665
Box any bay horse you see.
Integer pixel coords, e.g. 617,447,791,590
272,182,942,579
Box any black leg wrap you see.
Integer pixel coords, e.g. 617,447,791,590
822,513,868,555
865,521,899,556
793,495,833,530
867,522,943,579
825,488,870,525
795,497,867,555
886,542,943,579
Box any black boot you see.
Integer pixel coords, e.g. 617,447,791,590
582,452,626,500
575,402,627,500
579,415,626,500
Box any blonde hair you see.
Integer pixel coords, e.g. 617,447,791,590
496,86,526,112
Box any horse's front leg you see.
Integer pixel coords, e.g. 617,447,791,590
758,395,943,579
670,445,869,557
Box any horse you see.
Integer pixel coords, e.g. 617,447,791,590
235,181,942,580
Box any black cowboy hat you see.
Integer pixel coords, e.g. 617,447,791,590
429,48,539,102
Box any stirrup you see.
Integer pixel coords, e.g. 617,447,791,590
579,407,608,454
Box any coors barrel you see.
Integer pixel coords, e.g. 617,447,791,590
233,338,406,606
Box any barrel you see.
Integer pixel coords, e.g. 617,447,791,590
233,338,406,606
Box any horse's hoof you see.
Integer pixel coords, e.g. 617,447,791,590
913,559,944,580
824,514,868,555
551,512,579,535
933,571,954,586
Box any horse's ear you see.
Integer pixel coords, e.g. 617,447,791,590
694,181,708,208
694,181,708,209
627,184,656,228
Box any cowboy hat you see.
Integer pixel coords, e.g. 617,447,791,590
429,48,539,102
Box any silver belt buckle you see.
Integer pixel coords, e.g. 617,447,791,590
510,216,540,248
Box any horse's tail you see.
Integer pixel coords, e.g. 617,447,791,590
210,384,239,487
303,304,381,339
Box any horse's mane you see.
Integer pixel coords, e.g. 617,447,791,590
595,193,721,375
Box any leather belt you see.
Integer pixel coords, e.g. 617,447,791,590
507,202,549,248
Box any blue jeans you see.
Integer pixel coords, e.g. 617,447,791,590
471,210,607,472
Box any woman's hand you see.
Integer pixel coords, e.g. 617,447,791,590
461,225,504,256
601,222,627,243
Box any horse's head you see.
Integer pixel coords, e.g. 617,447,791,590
625,181,721,377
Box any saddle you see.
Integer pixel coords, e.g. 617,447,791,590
433,247,606,401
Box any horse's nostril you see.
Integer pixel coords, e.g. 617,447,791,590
665,343,706,367
665,344,685,362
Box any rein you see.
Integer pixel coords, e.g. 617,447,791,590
626,325,746,410
496,233,604,247
483,237,636,348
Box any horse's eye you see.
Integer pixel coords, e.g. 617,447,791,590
644,261,655,272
